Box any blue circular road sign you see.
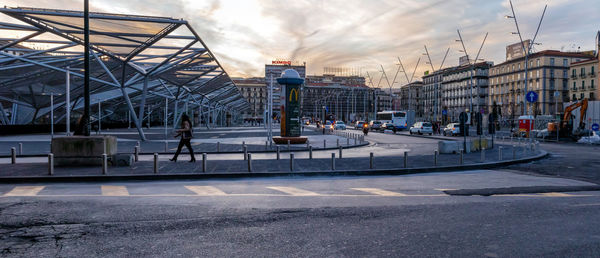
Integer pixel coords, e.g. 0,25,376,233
592,123,600,131
442,110,448,115
526,91,538,103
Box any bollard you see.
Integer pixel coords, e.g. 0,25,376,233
499,146,503,160
18,143,22,155
136,141,140,153
403,151,408,168
202,153,207,173
306,141,310,148
290,153,294,171
243,146,248,160
242,141,246,149
331,153,336,170
164,141,168,152
354,138,357,145
460,149,464,165
134,146,139,162
287,140,291,152
217,142,220,152
276,146,280,160
102,153,108,175
336,139,340,147
153,153,159,174
512,145,516,159
247,153,253,172
339,146,343,159
480,147,485,163
323,139,326,149
347,138,350,146
309,146,313,159
370,152,374,169
434,150,438,166
266,141,269,150
10,147,16,164
48,153,54,175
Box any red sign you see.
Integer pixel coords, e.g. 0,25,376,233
272,60,291,65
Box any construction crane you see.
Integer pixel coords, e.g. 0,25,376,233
548,98,588,139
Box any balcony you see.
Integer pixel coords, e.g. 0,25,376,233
590,72,596,76
571,74,577,79
580,73,587,78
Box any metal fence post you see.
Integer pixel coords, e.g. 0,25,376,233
403,151,408,168
202,153,207,173
460,149,464,165
102,153,108,175
18,143,22,155
434,150,438,166
331,153,336,170
323,139,326,149
347,138,350,146
276,146,280,160
480,147,485,163
247,153,252,172
336,139,340,147
499,146,503,160
266,141,269,150
287,140,291,152
243,146,248,160
339,146,343,159
153,153,158,174
370,152,374,169
217,142,220,152
164,141,168,152
309,146,313,159
48,153,54,175
134,146,139,162
290,153,294,171
10,147,16,164
512,145,516,159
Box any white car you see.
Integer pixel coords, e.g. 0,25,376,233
334,121,347,130
443,123,460,136
409,122,433,135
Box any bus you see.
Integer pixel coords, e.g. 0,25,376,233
376,111,413,130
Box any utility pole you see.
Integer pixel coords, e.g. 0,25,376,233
82,0,90,136
457,30,488,125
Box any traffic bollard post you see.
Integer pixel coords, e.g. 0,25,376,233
19,143,22,155
460,149,464,165
202,153,207,173
287,140,291,152
403,151,408,168
153,153,158,174
331,153,336,170
48,153,54,175
370,152,374,169
512,145,516,159
134,146,139,162
336,139,340,147
164,141,168,152
339,146,343,159
102,153,108,175
434,150,438,166
480,147,485,162
323,139,326,149
276,146,280,160
217,142,220,152
243,146,248,160
247,153,252,172
309,146,313,159
266,141,269,150
290,153,294,171
499,146,503,160
10,147,16,164
347,138,350,146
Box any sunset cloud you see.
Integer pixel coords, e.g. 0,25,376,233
1,0,598,85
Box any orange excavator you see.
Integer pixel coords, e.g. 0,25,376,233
548,98,588,139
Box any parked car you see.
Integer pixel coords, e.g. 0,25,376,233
334,121,347,130
381,123,397,133
443,123,460,136
409,122,433,135
354,121,365,129
369,120,382,131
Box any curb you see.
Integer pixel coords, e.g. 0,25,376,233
0,151,549,183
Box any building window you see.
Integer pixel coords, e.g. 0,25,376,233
591,92,595,100
580,93,584,100
592,66,595,75
563,59,568,66
581,68,585,76
536,59,540,67
592,79,595,89
582,81,585,89
573,94,577,101
573,81,577,90
572,69,576,77
550,58,555,66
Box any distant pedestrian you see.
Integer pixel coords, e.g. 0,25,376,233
170,114,195,162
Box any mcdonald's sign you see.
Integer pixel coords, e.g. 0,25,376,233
289,88,299,102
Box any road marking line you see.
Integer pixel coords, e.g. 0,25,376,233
185,186,227,196
351,188,407,196
539,192,575,197
435,188,457,191
266,186,321,196
101,185,129,196
4,186,45,196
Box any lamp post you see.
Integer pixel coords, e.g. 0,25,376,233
82,0,91,136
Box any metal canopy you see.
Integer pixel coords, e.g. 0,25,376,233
0,7,249,139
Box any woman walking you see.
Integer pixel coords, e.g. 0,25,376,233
170,114,196,162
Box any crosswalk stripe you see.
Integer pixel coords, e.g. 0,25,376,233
4,186,45,196
267,186,321,196
351,188,407,196
185,186,227,196
101,185,129,196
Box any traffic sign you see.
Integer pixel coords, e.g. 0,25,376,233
592,123,600,131
442,110,447,115
526,91,538,103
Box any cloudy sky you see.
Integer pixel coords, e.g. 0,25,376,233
2,0,599,87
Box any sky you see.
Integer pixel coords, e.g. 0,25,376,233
2,0,599,87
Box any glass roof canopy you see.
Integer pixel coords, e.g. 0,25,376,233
0,7,249,140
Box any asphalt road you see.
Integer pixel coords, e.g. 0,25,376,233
2,170,600,257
